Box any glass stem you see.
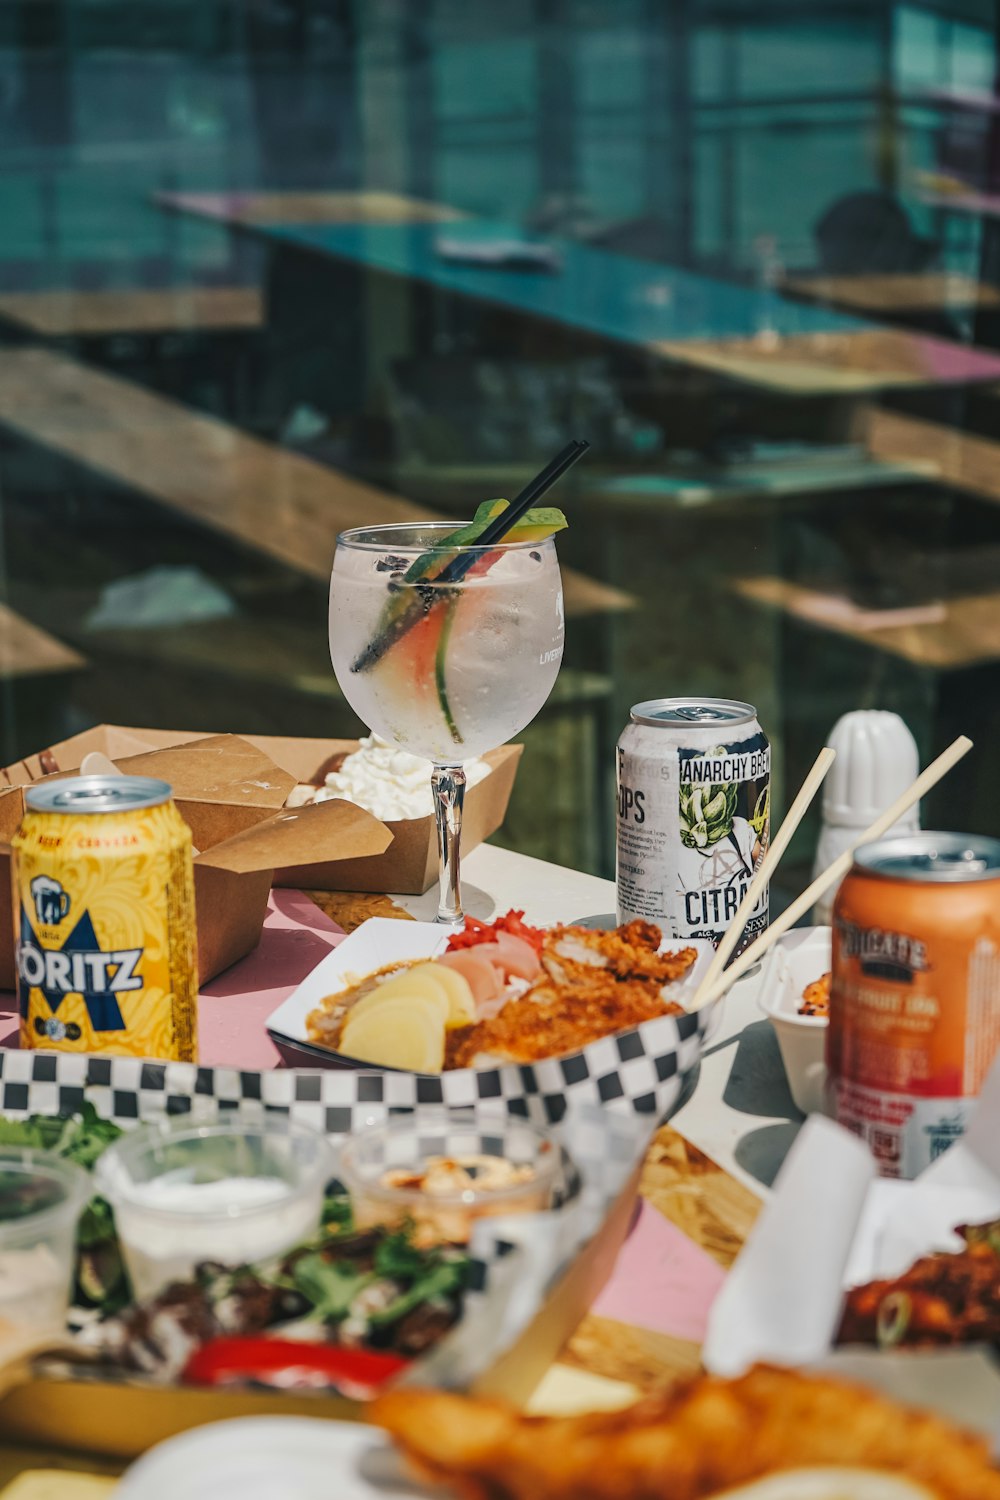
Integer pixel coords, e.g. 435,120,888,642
431,764,467,926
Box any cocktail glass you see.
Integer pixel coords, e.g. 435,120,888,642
329,523,564,925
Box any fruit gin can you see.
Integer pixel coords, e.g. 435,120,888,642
828,832,1000,1178
615,698,770,953
12,775,198,1060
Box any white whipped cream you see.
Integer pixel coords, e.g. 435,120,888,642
309,735,489,821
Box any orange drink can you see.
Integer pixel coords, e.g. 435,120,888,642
12,775,198,1060
828,831,1000,1177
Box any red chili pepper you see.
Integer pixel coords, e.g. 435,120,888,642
182,1337,409,1398
445,909,545,955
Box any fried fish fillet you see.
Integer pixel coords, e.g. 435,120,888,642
445,923,696,1067
372,1365,1000,1500
541,921,696,989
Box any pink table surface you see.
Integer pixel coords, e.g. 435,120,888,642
0,889,346,1064
0,889,722,1349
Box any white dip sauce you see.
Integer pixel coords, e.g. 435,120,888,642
113,1174,321,1301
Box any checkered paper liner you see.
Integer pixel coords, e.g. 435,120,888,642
0,1053,652,1395
0,996,708,1133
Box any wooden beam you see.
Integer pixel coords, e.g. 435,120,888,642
155,189,467,228
0,604,85,681
862,404,1000,508
0,348,631,618
732,574,1000,669
0,288,264,338
783,271,1000,315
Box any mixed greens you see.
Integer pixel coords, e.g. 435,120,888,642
0,1109,469,1388
99,1198,469,1383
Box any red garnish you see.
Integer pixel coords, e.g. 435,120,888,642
182,1336,408,1397
446,909,545,955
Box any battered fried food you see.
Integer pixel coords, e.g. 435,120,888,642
446,923,695,1067
837,1219,1000,1348
372,1364,1000,1500
799,973,831,1017
542,922,696,989
446,977,686,1067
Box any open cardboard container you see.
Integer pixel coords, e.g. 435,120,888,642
238,733,521,894
0,726,521,991
0,726,393,990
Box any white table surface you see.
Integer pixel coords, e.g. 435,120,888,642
395,843,800,1196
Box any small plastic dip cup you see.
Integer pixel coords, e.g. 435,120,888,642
339,1111,561,1245
95,1118,335,1301
0,1148,91,1332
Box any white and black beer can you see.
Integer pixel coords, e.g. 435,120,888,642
616,698,771,955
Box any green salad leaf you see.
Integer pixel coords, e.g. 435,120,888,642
293,1252,375,1322
368,1256,467,1328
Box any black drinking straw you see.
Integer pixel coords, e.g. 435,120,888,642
438,437,590,584
352,438,589,672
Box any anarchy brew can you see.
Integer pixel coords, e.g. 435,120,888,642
615,699,770,953
828,832,1000,1179
12,776,198,1061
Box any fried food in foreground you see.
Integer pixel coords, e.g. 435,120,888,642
372,1365,1000,1500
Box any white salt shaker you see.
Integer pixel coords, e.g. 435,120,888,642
812,710,920,924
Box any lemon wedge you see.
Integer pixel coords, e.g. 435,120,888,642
340,996,446,1072
346,964,451,1026
368,964,453,1014
417,963,476,1026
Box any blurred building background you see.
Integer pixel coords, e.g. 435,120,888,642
2,0,1000,889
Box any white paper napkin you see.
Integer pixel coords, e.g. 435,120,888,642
704,1050,1000,1411
703,1115,875,1376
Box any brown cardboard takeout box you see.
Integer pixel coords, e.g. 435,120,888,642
0,726,521,989
239,733,522,894
0,726,393,989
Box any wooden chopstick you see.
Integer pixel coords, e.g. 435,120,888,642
690,745,837,1008
689,734,974,1012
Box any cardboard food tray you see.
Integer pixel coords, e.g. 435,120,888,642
0,727,394,990
239,734,522,894
0,1058,652,1460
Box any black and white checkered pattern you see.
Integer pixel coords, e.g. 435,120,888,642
0,1053,654,1396
0,1003,708,1135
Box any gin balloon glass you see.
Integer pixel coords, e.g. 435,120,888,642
329,523,564,925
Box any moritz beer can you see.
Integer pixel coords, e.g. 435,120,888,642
12,775,198,1061
828,831,1000,1179
615,698,770,953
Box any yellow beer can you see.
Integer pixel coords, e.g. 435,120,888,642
12,775,198,1061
